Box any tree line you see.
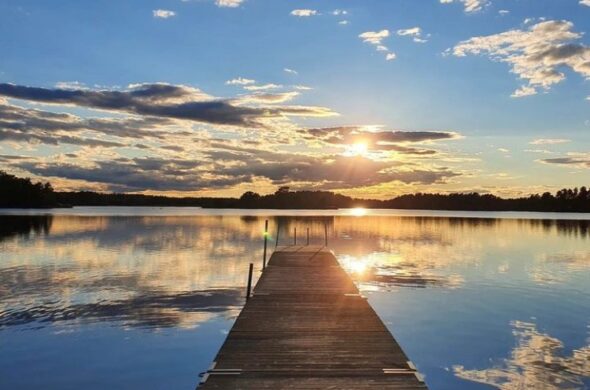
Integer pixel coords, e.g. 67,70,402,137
0,171,57,207
1,171,589,212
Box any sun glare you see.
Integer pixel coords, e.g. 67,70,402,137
347,142,369,156
349,260,368,274
341,256,369,276
350,207,367,217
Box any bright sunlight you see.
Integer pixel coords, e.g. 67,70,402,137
350,207,368,217
346,142,369,156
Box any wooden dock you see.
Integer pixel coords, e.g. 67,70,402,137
198,245,428,389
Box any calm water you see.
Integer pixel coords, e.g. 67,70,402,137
1,208,589,390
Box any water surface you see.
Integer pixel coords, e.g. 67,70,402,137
1,208,589,389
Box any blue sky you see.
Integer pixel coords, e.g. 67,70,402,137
0,0,589,198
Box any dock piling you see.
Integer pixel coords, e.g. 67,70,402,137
306,227,310,246
262,220,268,269
246,263,253,300
294,227,297,245
324,223,328,246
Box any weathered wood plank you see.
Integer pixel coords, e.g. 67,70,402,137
198,246,428,389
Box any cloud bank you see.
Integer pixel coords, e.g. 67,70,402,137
0,83,336,128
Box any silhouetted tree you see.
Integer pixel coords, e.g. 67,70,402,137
0,171,57,208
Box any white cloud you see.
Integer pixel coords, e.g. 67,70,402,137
511,85,537,98
293,85,312,90
397,27,429,43
499,9,510,16
153,9,176,19
440,0,489,13
215,0,244,8
453,20,590,98
339,20,349,25
530,138,571,145
359,29,390,45
226,77,256,85
359,30,397,61
397,27,421,37
332,9,348,16
580,0,590,6
291,9,318,17
235,91,300,104
55,81,88,90
284,68,298,75
243,83,282,91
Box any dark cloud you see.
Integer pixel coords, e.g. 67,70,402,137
0,101,177,150
218,154,454,187
15,144,460,192
160,145,185,152
375,143,437,155
304,126,457,154
17,158,248,191
202,142,459,188
0,128,125,148
531,43,590,62
0,83,335,127
0,154,30,161
542,157,590,168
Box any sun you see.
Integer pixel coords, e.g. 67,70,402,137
347,142,369,156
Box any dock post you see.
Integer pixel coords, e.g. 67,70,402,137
275,220,280,248
294,227,297,245
306,227,310,246
262,220,268,269
324,223,328,246
246,263,254,300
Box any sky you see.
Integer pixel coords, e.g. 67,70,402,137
0,0,589,199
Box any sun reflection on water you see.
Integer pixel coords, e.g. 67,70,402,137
349,207,368,217
340,255,371,276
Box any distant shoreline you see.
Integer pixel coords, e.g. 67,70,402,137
2,202,590,213
2,171,590,213
2,207,590,222
1,205,590,214
3,193,590,214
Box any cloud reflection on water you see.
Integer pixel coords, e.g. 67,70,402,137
0,288,243,329
454,321,590,389
0,215,263,330
1,213,589,332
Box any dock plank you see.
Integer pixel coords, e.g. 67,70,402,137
198,246,428,389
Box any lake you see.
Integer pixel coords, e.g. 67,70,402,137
1,207,589,389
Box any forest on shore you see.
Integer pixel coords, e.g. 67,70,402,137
1,170,590,212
